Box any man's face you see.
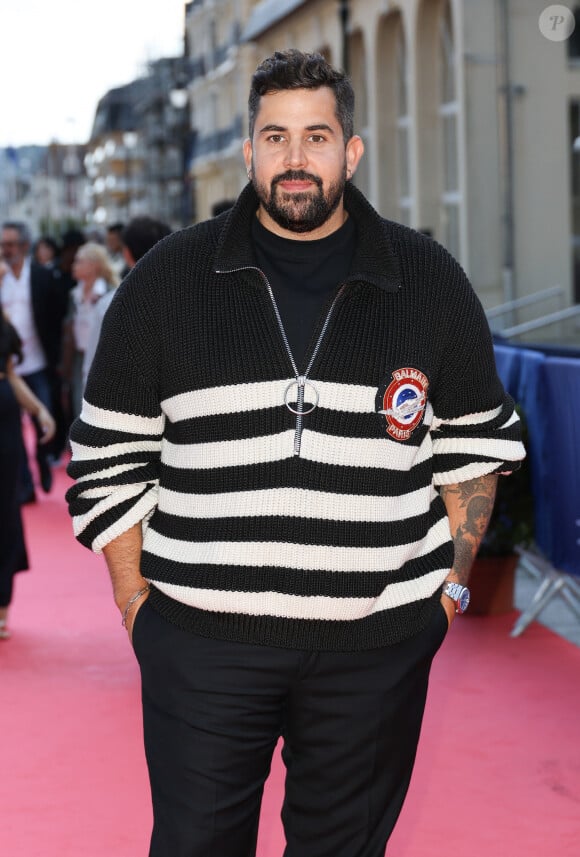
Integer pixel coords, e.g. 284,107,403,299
106,231,122,255
243,87,363,240
1,228,27,269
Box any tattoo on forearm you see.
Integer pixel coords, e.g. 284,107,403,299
451,536,475,585
440,475,498,585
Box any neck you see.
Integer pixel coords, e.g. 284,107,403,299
10,259,24,279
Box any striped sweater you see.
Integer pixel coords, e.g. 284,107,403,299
66,182,525,651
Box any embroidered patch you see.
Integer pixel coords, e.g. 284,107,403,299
377,368,429,441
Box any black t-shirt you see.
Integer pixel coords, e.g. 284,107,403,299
251,215,356,369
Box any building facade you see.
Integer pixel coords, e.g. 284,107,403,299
183,0,580,329
85,58,193,232
185,0,257,218
0,144,88,239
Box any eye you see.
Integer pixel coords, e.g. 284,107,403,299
307,134,326,144
267,134,286,144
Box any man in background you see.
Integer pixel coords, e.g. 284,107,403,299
105,222,129,281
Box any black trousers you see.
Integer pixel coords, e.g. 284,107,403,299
132,600,449,857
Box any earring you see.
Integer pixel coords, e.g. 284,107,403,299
247,169,252,181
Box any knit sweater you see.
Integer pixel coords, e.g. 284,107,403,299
66,182,525,651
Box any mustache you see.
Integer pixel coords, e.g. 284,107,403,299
271,170,323,189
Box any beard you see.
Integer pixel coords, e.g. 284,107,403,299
252,166,347,234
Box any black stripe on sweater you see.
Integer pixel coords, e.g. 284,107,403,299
158,457,434,496
142,543,453,598
147,585,445,651
148,506,444,548
163,407,428,445
75,487,152,549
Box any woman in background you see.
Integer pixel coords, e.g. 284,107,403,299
0,302,55,639
64,242,119,419
33,236,60,268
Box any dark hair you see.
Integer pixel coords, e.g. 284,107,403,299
34,236,60,257
60,228,86,250
248,50,354,143
1,221,31,245
0,311,23,364
121,217,172,264
107,222,125,235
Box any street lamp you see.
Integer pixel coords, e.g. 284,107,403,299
338,0,350,74
169,86,194,226
122,131,138,219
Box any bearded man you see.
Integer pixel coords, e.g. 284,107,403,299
66,50,524,857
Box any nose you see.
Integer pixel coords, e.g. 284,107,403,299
283,139,307,169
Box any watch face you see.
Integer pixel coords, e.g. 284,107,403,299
458,588,471,613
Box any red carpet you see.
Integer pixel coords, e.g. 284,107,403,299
2,464,580,856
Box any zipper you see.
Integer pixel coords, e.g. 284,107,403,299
216,265,348,456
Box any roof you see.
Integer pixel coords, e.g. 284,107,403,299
242,0,309,42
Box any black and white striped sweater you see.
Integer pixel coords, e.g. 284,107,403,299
66,183,525,650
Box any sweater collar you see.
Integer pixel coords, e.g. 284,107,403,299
213,182,402,293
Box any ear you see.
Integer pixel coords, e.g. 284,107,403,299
345,135,365,180
122,246,135,269
243,138,253,174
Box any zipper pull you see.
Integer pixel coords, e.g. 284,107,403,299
284,376,319,415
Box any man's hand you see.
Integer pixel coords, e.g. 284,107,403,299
440,594,456,629
102,523,148,645
124,588,150,645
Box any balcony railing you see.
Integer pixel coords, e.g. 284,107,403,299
192,115,243,160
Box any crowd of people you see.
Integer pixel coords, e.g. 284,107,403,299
0,216,171,639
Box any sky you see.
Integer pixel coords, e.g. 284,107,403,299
0,0,188,148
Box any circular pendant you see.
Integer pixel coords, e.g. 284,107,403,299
284,378,319,415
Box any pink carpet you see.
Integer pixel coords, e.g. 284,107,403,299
2,463,579,856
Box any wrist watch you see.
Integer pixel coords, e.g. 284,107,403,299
442,582,471,614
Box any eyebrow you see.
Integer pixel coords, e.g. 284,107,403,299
258,123,336,135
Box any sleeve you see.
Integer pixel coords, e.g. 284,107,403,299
65,288,164,554
429,253,526,486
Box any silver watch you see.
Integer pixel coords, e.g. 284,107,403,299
442,582,471,614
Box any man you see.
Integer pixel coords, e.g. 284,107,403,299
67,51,525,857
105,222,129,280
51,228,86,460
1,221,67,497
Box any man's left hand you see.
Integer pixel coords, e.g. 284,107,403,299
440,596,456,630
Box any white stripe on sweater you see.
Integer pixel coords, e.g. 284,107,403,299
299,430,431,470
81,400,165,434
161,429,431,471
70,439,161,461
72,482,159,539
143,515,451,573
432,436,523,460
161,379,380,422
433,460,502,485
75,461,149,484
161,430,296,468
431,405,503,430
157,485,437,522
91,489,160,555
149,568,448,621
